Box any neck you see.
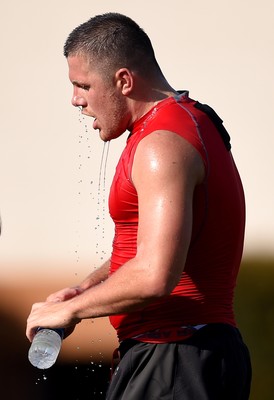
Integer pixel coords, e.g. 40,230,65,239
129,76,178,125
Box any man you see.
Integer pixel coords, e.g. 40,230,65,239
26,13,251,399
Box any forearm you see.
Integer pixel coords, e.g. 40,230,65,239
46,259,110,303
79,259,110,290
26,259,112,341
27,240,185,340
66,255,168,321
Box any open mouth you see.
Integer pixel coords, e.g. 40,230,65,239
93,118,98,130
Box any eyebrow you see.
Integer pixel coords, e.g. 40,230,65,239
71,80,83,86
71,80,90,89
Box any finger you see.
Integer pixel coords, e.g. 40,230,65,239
31,302,47,311
46,291,66,302
26,319,39,342
46,287,81,302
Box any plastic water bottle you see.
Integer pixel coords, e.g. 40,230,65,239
28,328,64,369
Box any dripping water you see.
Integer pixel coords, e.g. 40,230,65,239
74,107,92,266
73,107,110,391
76,105,110,263
95,141,110,262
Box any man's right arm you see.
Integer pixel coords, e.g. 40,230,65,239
46,259,110,302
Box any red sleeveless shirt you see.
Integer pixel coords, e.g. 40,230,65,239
108,92,245,342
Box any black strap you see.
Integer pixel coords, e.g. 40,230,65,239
194,101,231,151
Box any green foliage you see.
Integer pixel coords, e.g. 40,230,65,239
235,258,274,400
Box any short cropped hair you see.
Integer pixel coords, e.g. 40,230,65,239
64,12,161,77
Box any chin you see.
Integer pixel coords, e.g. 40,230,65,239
99,129,122,142
99,131,108,142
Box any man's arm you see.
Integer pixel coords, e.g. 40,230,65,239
26,131,205,341
46,259,111,302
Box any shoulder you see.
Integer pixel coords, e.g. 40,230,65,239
132,130,205,187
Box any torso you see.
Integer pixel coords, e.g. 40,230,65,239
108,92,245,342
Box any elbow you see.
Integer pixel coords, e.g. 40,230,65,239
141,275,177,300
133,252,184,300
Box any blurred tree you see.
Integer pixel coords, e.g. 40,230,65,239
235,258,274,400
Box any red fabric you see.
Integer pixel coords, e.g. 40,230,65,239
108,93,245,342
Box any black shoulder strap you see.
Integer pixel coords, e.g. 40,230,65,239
194,101,231,151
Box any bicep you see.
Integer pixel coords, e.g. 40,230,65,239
132,130,204,293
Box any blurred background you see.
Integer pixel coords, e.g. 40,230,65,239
0,0,273,398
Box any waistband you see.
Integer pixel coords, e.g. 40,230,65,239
131,324,207,344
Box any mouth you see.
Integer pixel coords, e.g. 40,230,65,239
76,107,99,130
92,118,99,130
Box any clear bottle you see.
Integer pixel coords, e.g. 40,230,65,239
28,328,64,369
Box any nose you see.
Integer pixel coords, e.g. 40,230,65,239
71,95,87,108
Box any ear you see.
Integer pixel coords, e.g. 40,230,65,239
115,68,134,96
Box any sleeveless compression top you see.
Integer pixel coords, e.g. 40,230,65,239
108,92,245,342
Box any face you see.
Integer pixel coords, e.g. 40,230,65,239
68,55,130,141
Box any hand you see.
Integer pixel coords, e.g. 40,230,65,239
46,286,84,302
26,300,81,342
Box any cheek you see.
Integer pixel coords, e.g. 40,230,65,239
103,103,118,123
99,95,126,131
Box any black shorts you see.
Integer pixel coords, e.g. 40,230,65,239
106,324,252,400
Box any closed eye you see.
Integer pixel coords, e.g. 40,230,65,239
72,81,90,91
80,85,90,91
